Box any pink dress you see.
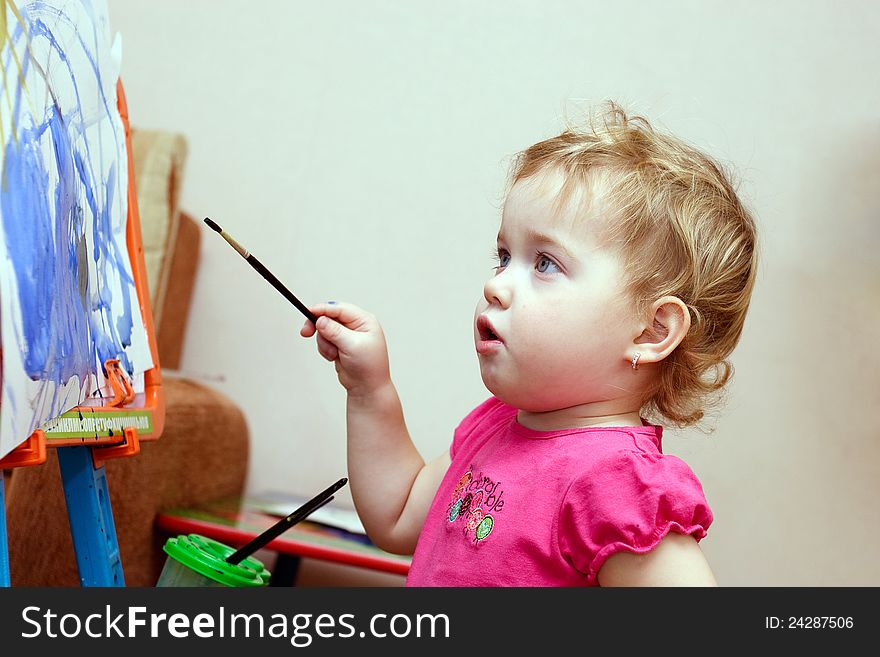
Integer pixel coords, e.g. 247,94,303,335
406,397,712,586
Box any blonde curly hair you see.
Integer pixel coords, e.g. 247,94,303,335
509,102,758,427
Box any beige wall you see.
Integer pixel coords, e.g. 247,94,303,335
107,1,880,586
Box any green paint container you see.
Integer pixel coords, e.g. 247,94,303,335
157,534,270,587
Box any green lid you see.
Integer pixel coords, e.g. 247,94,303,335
163,534,270,587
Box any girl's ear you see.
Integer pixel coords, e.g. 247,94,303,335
630,296,691,366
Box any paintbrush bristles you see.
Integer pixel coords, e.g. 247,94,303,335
204,217,250,259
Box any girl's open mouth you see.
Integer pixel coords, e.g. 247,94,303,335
476,316,504,354
477,316,502,341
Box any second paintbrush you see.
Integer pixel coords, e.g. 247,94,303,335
203,217,319,325
225,477,349,565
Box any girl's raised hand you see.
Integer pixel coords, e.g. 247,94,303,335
300,302,391,398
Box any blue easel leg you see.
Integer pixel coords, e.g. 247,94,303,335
57,446,125,586
0,470,9,587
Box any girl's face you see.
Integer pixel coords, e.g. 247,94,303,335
473,173,642,414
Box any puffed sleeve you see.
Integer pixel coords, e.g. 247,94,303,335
557,449,713,585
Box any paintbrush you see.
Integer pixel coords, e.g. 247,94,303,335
225,477,349,566
204,217,319,325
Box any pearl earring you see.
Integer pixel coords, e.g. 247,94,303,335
631,353,641,370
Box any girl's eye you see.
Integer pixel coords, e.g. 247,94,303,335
536,254,561,273
494,249,511,269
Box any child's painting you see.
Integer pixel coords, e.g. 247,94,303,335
0,0,153,459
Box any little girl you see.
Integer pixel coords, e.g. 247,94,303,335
300,102,757,586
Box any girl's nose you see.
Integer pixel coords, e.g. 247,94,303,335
483,269,512,308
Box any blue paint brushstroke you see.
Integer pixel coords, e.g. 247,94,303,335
1,106,93,382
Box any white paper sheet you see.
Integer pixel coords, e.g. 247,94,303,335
0,0,153,459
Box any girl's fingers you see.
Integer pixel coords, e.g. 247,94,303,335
301,304,349,357
309,301,370,331
300,319,317,337
302,301,373,362
316,332,339,362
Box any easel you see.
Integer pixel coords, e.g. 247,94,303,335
0,81,165,586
